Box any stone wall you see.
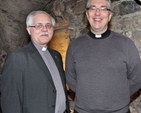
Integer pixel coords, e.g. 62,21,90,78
111,1,141,113
111,0,141,54
0,0,141,112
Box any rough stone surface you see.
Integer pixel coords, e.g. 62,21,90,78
0,0,141,113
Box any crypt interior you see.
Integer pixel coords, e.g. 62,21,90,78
0,0,141,113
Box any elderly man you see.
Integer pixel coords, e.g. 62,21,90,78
1,11,69,113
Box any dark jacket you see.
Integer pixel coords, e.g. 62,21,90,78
1,42,69,113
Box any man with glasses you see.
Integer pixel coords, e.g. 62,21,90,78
1,11,69,113
65,0,141,113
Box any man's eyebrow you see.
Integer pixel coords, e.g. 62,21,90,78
88,5,95,7
100,5,109,8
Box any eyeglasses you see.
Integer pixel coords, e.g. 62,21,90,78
87,6,111,12
29,23,53,30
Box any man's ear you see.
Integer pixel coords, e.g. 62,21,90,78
26,27,31,35
86,11,89,18
108,12,113,22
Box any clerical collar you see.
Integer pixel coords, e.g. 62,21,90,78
33,43,47,51
42,47,47,51
88,30,111,39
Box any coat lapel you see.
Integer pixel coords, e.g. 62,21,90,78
28,42,55,87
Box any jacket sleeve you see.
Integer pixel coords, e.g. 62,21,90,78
1,52,23,113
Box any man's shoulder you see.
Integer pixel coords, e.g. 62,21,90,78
6,43,32,58
111,31,132,41
70,33,88,44
48,48,61,56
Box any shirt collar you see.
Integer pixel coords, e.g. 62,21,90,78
88,30,111,39
33,42,47,51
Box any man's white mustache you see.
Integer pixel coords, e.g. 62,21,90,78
40,32,49,35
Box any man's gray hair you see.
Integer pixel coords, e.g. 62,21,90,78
86,0,112,9
26,11,56,27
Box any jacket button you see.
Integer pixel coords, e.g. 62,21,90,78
53,89,56,93
52,105,55,108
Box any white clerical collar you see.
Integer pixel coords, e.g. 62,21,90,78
42,47,47,51
88,30,111,39
33,42,47,52
95,34,102,38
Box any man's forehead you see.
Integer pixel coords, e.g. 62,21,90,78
32,14,51,22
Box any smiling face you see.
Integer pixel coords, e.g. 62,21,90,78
86,0,113,34
26,14,54,47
